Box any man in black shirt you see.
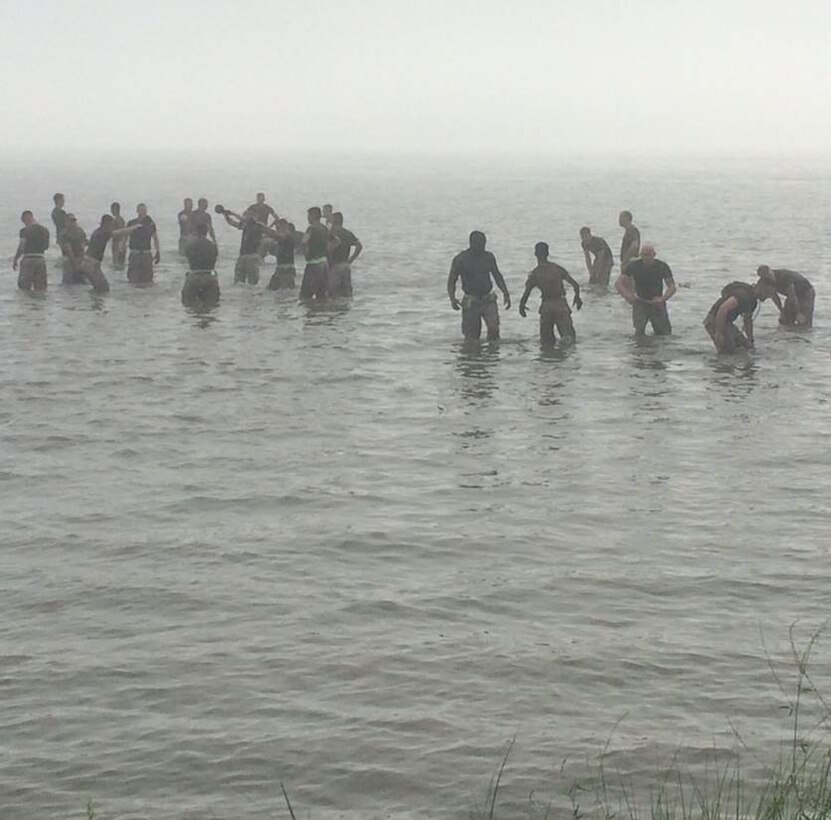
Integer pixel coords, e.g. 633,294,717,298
327,212,363,297
13,211,50,291
756,265,815,328
267,219,297,290
447,231,511,340
110,202,127,269
51,193,67,249
60,213,88,284
78,214,139,293
221,206,274,285
190,199,217,245
619,210,640,272
580,226,614,286
126,203,161,284
615,244,676,336
182,222,220,307
704,281,772,353
300,206,337,301
243,192,276,225
177,198,195,255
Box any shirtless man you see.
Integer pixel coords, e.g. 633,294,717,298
126,204,161,283
219,205,272,285
447,231,511,341
756,265,815,328
110,202,127,269
177,198,195,255
704,281,771,353
300,206,337,301
615,243,676,336
267,219,297,290
60,213,88,284
51,193,67,248
619,210,641,272
182,221,220,307
77,215,140,293
519,242,582,345
13,211,50,291
580,226,614,286
327,211,362,297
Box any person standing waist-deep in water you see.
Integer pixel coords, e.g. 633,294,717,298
78,215,140,293
327,211,362,297
110,202,127,269
220,206,272,285
182,222,220,307
618,210,640,272
447,231,511,341
704,280,771,354
580,226,614,286
13,211,50,291
519,242,582,345
126,203,161,283
267,219,297,290
615,243,676,337
177,197,195,256
60,213,88,284
51,193,67,250
756,265,815,328
300,206,337,301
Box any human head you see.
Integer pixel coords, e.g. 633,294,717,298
137,203,148,218
331,211,344,228
468,230,487,253
195,222,209,238
53,193,65,207
640,244,656,265
21,210,34,225
100,214,115,230
197,198,208,210
753,280,773,302
619,210,633,227
110,202,121,216
756,264,775,284
256,192,266,204
534,241,549,261
65,213,77,225
183,198,193,210
322,203,333,217
307,206,322,224
579,226,591,242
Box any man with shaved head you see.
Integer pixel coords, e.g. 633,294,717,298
615,243,676,336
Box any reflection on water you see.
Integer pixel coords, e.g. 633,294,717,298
453,339,500,404
708,356,759,400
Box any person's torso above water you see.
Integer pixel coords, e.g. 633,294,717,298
304,224,330,261
86,228,111,261
454,249,497,297
330,227,356,264
528,262,568,301
626,258,672,300
186,237,219,271
61,225,87,256
720,282,757,321
127,217,156,250
239,220,265,255
20,224,50,254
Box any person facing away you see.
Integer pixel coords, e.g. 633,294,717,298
704,280,771,354
243,192,276,225
13,210,50,291
756,265,815,328
322,203,334,229
580,226,614,286
618,210,640,271
51,193,67,246
177,198,195,255
614,243,676,336
519,242,582,345
182,221,220,307
126,203,161,284
447,231,511,341
110,202,128,269
300,206,337,301
60,213,88,284
267,218,298,290
327,211,363,297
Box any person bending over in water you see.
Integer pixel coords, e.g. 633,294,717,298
267,219,298,290
327,211,362,297
300,206,338,301
110,202,127,269
580,226,614,286
615,244,676,337
756,265,815,328
60,213,88,284
78,215,140,293
126,203,161,283
13,211,50,291
618,210,640,272
447,231,511,341
519,242,582,345
182,222,220,307
704,280,771,353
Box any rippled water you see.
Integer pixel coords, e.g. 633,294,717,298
1,154,830,819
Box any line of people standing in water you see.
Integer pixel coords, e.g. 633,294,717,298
447,210,816,353
12,192,363,308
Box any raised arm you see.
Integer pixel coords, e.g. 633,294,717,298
490,255,511,309
223,212,243,230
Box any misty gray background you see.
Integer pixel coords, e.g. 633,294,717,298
2,0,829,156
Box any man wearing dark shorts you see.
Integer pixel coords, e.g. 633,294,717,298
60,213,88,284
756,265,815,328
447,231,511,340
110,202,127,269
177,198,195,255
580,226,614,286
300,206,336,301
267,219,297,290
619,210,641,272
182,222,220,306
222,207,270,284
519,242,582,345
327,212,362,296
704,281,771,353
126,204,161,283
13,211,50,291
51,193,67,249
615,244,676,336
77,215,137,293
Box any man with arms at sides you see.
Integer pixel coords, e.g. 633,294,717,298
704,280,772,353
519,242,582,345
78,215,141,293
756,265,815,328
177,198,195,255
182,221,220,307
300,206,338,301
615,243,676,337
13,211,50,291
322,203,334,229
126,203,161,284
447,231,511,341
267,218,298,290
60,213,88,284
110,202,128,269
580,226,614,286
619,210,640,272
327,211,362,297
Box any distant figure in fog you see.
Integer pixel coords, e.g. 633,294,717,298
13,211,50,291
580,226,614,286
322,203,334,229
327,212,362,297
177,198,195,255
51,193,67,247
447,231,511,341
704,280,772,353
110,202,127,269
60,214,88,284
300,206,336,301
182,222,220,307
243,192,276,225
756,266,815,328
519,242,582,345
126,204,161,283
619,210,640,272
267,219,297,290
615,244,676,336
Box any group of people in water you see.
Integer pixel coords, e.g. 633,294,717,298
12,193,363,308
12,197,816,354
448,211,816,353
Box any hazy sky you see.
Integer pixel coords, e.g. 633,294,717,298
2,0,829,156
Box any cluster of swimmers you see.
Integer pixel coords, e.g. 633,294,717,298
447,211,816,353
12,193,363,307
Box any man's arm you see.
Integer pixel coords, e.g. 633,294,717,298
12,237,25,269
447,258,461,310
657,274,677,304
563,270,583,310
490,255,511,309
518,279,535,317
208,222,217,244
583,246,593,275
713,299,736,351
152,227,161,263
348,238,363,264
224,213,243,230
743,312,755,348
615,271,635,304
